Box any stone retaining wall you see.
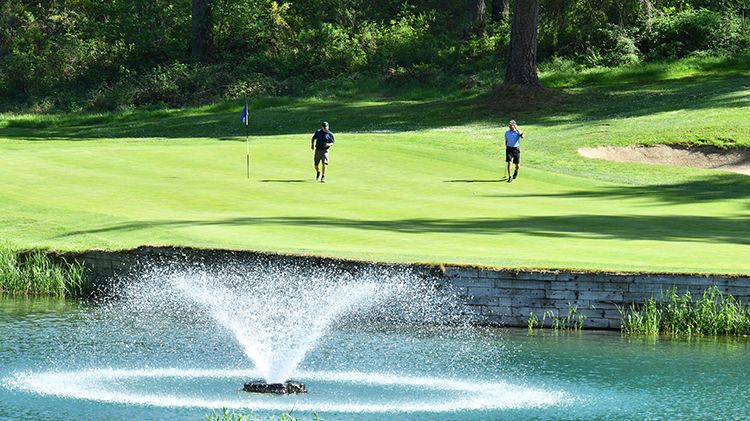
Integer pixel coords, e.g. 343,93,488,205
58,246,750,330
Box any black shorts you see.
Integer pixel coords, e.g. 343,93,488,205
505,146,520,164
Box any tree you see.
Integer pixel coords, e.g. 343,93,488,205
191,0,212,61
503,0,540,86
491,0,510,23
465,0,487,37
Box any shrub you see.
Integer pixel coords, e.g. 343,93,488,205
134,62,192,107
583,25,641,67
295,23,370,77
641,9,747,59
372,7,437,68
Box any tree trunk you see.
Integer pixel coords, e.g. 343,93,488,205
191,0,212,61
465,0,487,37
503,0,539,86
492,0,510,22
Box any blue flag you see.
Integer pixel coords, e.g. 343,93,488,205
241,104,249,125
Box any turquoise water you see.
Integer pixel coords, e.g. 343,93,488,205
2,296,750,420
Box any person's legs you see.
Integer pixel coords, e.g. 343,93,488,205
320,151,329,182
505,147,513,181
314,150,322,179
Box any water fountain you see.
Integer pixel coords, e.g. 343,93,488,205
0,259,573,419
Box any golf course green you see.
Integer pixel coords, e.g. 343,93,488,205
1,56,749,274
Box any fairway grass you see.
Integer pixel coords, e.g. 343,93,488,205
1,57,749,274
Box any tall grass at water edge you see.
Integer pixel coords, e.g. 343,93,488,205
0,244,85,297
527,305,586,334
620,286,750,336
205,409,323,421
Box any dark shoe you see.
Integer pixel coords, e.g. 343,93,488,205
506,177,513,183
316,171,320,180
513,170,518,179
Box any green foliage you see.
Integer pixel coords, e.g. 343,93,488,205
620,286,750,336
1,0,749,110
641,9,749,59
583,25,641,67
0,244,86,297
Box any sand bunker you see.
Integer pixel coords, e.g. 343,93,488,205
578,144,750,176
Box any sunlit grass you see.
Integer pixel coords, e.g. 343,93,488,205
0,55,748,273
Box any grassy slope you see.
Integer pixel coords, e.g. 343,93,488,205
0,56,748,274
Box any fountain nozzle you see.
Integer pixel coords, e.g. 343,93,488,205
242,380,307,394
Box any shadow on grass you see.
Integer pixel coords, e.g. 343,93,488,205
58,214,750,245
1,71,747,141
444,179,507,183
489,174,750,207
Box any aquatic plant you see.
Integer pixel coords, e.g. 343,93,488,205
620,286,750,336
0,244,85,297
527,304,586,333
527,311,539,334
205,408,323,421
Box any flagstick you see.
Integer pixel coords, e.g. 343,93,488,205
246,125,250,179
245,101,250,179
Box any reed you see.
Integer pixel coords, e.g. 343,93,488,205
0,244,85,297
527,304,586,334
620,286,750,336
205,409,322,421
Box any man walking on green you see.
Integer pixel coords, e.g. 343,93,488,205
311,121,334,183
504,120,524,183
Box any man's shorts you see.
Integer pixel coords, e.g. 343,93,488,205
314,148,329,165
505,146,520,164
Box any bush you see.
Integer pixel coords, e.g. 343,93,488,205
641,9,747,60
372,7,438,68
134,62,192,107
295,23,370,77
582,25,640,67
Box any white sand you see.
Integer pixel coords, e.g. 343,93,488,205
578,144,750,176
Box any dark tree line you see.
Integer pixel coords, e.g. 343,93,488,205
1,0,747,109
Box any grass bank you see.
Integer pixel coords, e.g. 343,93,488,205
0,55,748,274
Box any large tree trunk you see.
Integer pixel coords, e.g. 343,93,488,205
491,0,510,23
503,0,539,86
191,0,212,61
465,0,487,38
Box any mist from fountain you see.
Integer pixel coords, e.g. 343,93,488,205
0,259,573,417
102,261,466,385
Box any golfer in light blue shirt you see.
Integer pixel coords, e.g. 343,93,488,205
504,120,524,183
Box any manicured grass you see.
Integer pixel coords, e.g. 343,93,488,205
0,56,748,274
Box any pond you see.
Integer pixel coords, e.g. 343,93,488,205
2,266,750,420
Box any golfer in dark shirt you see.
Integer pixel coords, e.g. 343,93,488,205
311,121,334,183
